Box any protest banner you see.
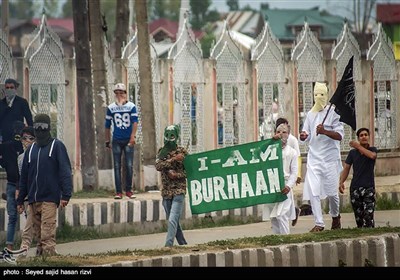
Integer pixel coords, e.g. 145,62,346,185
184,139,286,214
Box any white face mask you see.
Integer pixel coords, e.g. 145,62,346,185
311,83,328,112
5,89,16,102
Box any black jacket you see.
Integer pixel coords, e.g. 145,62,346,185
0,96,33,143
17,139,73,206
0,140,20,186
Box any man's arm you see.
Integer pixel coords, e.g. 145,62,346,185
22,98,33,126
129,121,138,146
316,124,342,141
339,163,351,194
349,141,377,160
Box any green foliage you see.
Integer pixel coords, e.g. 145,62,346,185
61,0,73,18
376,194,400,210
151,0,180,21
7,0,35,19
227,0,239,11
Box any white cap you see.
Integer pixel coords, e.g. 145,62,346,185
114,83,126,92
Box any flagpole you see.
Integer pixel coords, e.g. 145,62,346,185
317,103,333,136
321,103,333,126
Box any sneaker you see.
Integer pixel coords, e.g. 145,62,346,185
309,225,324,232
126,191,136,199
114,193,123,199
331,215,341,230
292,207,301,226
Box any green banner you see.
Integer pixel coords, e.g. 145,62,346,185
184,139,286,214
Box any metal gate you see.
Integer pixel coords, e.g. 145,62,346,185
25,14,66,140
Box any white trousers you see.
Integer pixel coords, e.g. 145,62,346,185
309,193,340,227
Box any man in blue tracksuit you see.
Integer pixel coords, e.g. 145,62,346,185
17,114,72,256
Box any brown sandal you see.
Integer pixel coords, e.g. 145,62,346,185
310,225,324,232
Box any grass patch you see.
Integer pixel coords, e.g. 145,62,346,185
72,189,114,198
376,193,400,210
7,226,400,267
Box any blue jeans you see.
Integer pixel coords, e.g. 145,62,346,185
162,194,187,247
6,182,17,246
112,139,134,194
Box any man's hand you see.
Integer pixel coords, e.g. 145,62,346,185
349,140,360,149
17,205,25,214
299,131,308,141
281,186,290,195
316,124,326,135
60,200,69,208
167,170,178,179
339,182,345,194
272,133,281,140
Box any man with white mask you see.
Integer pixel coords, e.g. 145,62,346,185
299,82,344,232
263,123,298,234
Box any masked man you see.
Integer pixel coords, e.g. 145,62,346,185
0,78,33,153
155,125,188,247
299,82,344,232
17,114,72,256
263,123,298,234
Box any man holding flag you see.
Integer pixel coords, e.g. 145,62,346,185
299,82,344,232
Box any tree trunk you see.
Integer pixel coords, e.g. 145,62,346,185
114,0,130,79
88,0,112,170
135,0,158,188
72,0,99,190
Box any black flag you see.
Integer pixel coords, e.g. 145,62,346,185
329,56,356,130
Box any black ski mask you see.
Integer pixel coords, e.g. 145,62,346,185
34,114,53,147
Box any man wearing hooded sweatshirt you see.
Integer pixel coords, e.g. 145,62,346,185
155,125,188,247
299,82,344,232
17,114,72,256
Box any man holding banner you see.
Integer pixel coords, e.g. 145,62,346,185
155,125,188,247
263,123,298,234
299,82,344,232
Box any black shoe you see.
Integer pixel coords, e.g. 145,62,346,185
292,207,301,226
1,193,6,201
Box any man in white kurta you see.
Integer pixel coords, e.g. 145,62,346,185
263,123,298,235
299,82,344,232
275,117,302,226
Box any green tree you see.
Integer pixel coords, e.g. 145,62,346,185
61,0,73,18
190,0,211,29
152,0,180,21
200,23,216,58
7,0,35,19
226,0,239,11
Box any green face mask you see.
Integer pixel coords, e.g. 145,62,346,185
158,125,180,159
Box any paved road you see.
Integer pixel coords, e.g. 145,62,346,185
23,210,400,257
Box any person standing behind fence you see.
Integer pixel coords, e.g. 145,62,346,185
299,82,344,232
105,83,138,200
263,123,298,235
155,125,188,247
0,78,33,154
339,128,378,228
17,114,72,256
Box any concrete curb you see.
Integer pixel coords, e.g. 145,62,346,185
101,233,400,267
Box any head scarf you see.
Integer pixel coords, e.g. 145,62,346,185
311,82,328,112
34,114,53,147
158,125,180,159
275,123,289,148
